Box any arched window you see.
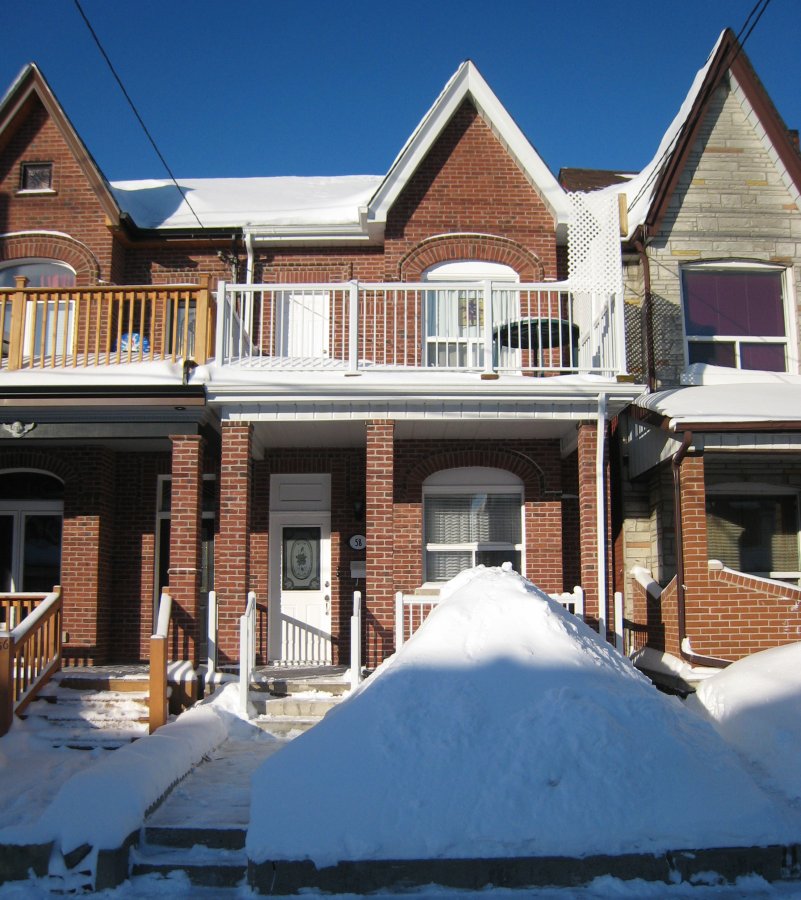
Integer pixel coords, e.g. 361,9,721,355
0,259,76,288
423,467,523,582
0,471,63,592
422,261,519,369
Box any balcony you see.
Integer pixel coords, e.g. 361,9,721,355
0,276,214,370
216,280,627,378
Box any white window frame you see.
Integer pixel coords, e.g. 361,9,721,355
422,467,524,585
422,261,519,370
706,481,801,583
680,261,798,374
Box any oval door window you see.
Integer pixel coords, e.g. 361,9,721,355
283,526,321,590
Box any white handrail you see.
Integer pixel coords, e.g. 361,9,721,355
350,591,362,687
239,591,256,717
153,591,173,639
206,590,217,682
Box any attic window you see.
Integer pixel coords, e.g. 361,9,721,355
19,162,53,193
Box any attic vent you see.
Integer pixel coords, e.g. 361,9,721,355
20,162,53,192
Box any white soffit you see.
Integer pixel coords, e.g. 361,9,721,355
367,61,571,228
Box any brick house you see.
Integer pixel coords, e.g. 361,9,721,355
604,28,801,678
0,58,638,682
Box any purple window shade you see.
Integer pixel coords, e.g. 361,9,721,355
683,270,784,337
740,343,786,372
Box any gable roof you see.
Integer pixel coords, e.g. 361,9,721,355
607,28,801,241
366,60,572,235
0,63,122,226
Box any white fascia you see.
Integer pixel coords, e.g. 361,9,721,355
243,219,383,247
366,61,572,237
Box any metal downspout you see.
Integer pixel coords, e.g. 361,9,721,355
633,235,656,393
672,431,730,669
596,394,608,640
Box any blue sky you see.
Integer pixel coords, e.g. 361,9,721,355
2,1,799,183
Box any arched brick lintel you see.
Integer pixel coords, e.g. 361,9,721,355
0,450,78,487
398,234,545,282
0,233,102,285
404,448,548,500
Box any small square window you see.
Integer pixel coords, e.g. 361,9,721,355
20,163,53,192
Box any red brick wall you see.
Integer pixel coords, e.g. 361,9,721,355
0,97,116,283
215,423,252,663
385,100,558,281
168,434,203,663
628,453,801,661
366,421,396,665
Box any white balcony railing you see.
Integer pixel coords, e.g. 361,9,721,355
216,280,626,377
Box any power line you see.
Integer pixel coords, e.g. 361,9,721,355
73,0,206,230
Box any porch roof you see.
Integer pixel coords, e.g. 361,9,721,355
634,365,801,432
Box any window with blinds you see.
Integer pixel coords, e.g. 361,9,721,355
706,494,800,581
424,491,522,582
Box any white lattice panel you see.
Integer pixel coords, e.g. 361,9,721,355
567,192,623,295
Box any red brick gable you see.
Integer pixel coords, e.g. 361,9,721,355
0,94,116,283
385,99,558,280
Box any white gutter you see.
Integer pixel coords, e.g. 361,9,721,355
596,393,608,640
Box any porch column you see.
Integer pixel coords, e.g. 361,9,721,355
216,423,252,665
673,452,708,657
365,419,395,667
577,420,611,636
60,448,115,664
168,434,204,665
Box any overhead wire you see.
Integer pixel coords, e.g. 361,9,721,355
73,0,206,230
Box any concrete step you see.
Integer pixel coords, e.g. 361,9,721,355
144,825,246,850
131,844,247,888
251,695,340,717
250,676,350,697
252,714,324,738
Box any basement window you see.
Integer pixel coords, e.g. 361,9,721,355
19,162,54,193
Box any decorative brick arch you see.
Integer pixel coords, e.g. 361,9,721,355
403,448,547,500
398,234,545,282
0,450,77,486
0,233,101,285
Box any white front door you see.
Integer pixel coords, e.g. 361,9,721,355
269,512,332,664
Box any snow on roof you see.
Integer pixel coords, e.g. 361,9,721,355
636,364,801,429
600,31,726,240
247,566,792,867
0,359,187,388
687,641,801,804
110,175,382,230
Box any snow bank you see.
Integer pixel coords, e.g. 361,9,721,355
248,567,795,867
687,642,801,803
32,683,242,854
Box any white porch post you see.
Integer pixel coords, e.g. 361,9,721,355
482,279,494,376
348,280,360,374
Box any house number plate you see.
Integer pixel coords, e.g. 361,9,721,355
348,534,366,550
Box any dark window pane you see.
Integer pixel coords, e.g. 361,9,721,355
740,343,786,372
476,550,521,571
426,550,472,582
0,515,13,592
687,341,736,367
683,270,784,338
707,494,799,574
22,514,61,592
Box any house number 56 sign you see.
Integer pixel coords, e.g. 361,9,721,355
348,534,366,550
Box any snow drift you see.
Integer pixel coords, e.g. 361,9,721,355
248,566,795,867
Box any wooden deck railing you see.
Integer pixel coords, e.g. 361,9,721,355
0,587,63,736
149,591,172,734
0,276,214,370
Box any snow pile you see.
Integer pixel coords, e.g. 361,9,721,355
248,567,794,867
687,642,801,803
23,683,243,854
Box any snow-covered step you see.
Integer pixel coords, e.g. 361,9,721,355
21,684,150,749
251,694,340,717
252,713,326,738
131,842,247,888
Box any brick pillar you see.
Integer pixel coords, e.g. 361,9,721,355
365,420,395,667
577,421,611,633
677,452,707,654
168,434,204,665
216,423,252,665
61,448,115,664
